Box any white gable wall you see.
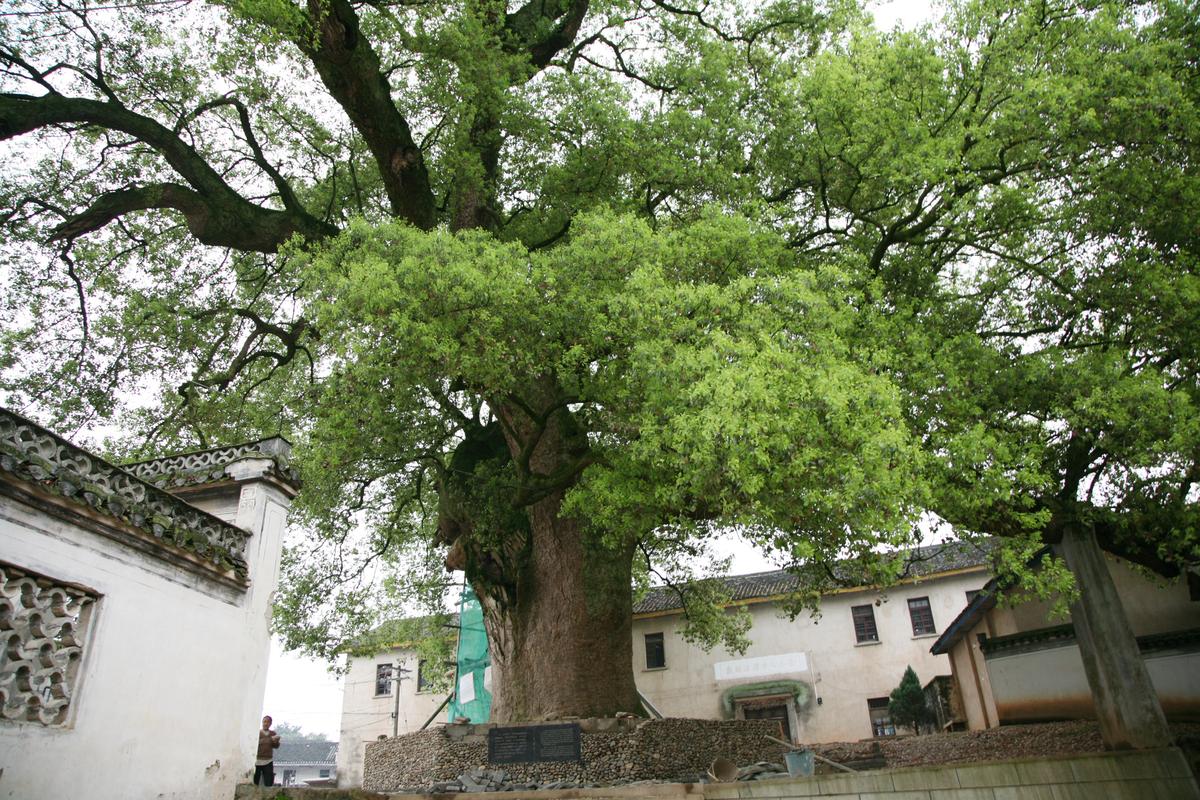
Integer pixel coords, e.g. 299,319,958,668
0,476,290,800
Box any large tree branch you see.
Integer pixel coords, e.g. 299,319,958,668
43,183,320,252
300,0,435,229
177,96,307,216
0,92,337,251
178,309,316,396
505,0,590,69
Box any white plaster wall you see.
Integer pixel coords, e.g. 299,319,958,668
277,763,335,786
986,643,1200,723
0,478,289,800
633,570,989,743
336,649,446,788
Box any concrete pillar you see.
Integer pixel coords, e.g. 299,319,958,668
1058,524,1172,749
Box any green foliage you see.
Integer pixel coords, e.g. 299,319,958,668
272,721,329,742
888,666,931,735
1,0,1197,682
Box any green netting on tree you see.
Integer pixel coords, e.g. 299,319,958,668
447,584,491,723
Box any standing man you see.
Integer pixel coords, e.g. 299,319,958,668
254,715,281,786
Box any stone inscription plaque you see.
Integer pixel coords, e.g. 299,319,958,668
488,723,582,763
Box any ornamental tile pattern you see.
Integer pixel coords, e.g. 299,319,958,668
0,409,251,578
125,438,299,490
0,561,96,726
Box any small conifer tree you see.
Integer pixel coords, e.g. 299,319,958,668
888,666,932,734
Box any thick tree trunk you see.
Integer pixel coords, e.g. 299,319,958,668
438,391,640,723
475,491,639,722
1058,524,1173,749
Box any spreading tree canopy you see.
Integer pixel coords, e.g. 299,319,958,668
2,0,1196,730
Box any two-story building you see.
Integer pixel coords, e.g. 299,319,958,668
630,542,990,744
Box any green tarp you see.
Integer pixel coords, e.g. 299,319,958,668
447,584,492,722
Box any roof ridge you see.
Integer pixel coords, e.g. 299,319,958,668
0,408,252,581
633,539,994,615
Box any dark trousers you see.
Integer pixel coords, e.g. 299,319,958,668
253,762,275,787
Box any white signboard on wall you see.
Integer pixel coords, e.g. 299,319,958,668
714,652,808,682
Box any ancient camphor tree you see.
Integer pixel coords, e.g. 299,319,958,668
2,0,1196,735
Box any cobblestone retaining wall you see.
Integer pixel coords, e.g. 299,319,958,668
362,718,785,792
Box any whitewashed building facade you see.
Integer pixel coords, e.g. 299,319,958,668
0,409,298,800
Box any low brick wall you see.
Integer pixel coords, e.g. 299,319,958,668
237,746,1199,800
363,718,785,792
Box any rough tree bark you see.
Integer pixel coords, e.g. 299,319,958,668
479,496,639,721
436,387,639,722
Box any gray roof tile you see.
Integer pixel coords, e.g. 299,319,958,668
274,740,338,766
633,539,995,615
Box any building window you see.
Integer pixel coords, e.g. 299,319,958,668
375,663,393,696
908,596,937,636
851,604,879,643
644,632,666,669
417,659,432,692
319,769,331,778
0,560,97,727
868,697,896,737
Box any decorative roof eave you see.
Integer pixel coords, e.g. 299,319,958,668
124,437,301,495
0,408,252,583
978,624,1200,659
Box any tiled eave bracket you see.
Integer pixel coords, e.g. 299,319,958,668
0,409,251,591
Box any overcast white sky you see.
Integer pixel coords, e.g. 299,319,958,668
258,0,938,743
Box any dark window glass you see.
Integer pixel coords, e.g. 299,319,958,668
319,769,331,778
645,632,666,669
868,697,896,737
851,604,879,643
417,659,432,692
375,663,393,696
908,596,937,636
